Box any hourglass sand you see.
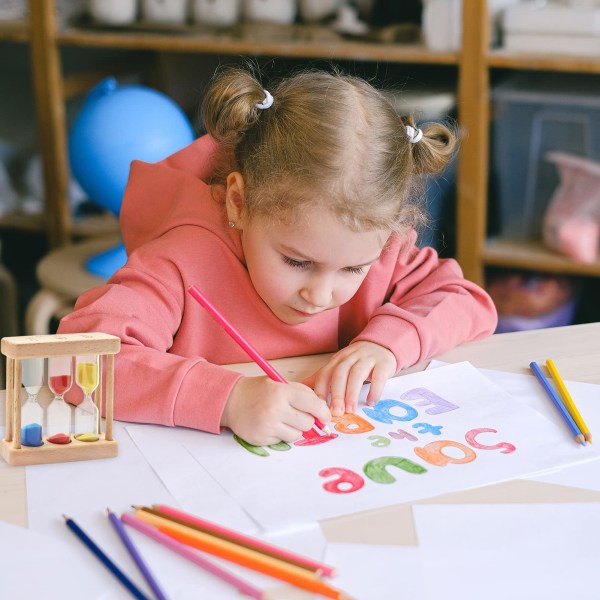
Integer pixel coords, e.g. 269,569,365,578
74,354,100,439
1,333,120,466
47,356,73,440
20,357,45,447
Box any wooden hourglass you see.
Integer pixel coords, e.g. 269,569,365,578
1,333,120,466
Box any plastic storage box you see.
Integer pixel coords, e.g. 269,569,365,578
492,74,600,241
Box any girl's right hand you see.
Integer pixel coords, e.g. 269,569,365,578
221,376,331,447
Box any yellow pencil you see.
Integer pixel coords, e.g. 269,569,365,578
546,359,592,443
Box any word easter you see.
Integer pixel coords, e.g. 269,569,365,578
235,387,517,495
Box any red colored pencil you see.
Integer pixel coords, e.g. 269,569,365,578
122,513,270,599
144,504,337,577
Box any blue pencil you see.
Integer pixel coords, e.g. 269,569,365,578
107,509,169,600
63,515,151,600
529,361,586,446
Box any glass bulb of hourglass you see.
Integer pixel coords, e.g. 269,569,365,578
74,355,100,436
47,356,73,437
21,357,45,447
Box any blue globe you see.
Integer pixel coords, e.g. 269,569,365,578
68,77,195,277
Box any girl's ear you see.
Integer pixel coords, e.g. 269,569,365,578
225,172,246,228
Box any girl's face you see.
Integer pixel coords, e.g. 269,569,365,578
239,207,389,325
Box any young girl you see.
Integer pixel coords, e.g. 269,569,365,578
58,67,497,446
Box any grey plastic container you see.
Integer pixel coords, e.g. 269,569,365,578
492,74,600,241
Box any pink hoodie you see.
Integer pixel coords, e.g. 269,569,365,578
58,135,497,433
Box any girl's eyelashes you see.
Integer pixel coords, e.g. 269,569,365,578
344,266,365,275
283,255,311,270
282,255,365,275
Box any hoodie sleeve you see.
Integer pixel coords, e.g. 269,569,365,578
57,254,242,434
349,234,498,371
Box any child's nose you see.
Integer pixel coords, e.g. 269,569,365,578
300,276,333,308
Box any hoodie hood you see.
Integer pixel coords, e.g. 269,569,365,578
120,135,234,255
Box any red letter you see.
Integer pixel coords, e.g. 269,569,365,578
319,467,365,494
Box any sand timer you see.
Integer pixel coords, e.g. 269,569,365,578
21,357,45,447
74,354,100,437
47,356,73,438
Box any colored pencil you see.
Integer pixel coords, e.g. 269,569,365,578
63,515,151,600
107,509,169,600
529,361,586,446
187,284,331,435
133,509,352,600
546,359,592,443
121,513,270,600
141,504,336,577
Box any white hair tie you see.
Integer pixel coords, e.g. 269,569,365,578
405,125,423,144
256,90,273,110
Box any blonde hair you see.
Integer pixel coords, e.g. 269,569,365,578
202,66,457,233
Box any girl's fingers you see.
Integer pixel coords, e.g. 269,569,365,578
288,387,331,426
344,359,373,413
366,364,388,406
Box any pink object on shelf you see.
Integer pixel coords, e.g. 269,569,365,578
543,152,600,263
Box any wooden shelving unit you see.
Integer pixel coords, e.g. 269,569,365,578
467,2,600,284
13,0,600,290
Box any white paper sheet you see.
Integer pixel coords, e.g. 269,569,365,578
324,542,426,600
412,503,600,600
25,421,175,548
183,362,600,530
126,423,260,533
430,360,600,492
0,520,140,600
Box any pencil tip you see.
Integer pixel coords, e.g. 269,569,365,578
62,514,69,521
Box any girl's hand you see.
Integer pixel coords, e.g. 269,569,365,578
303,341,396,417
221,376,331,447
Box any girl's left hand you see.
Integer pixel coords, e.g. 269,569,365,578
303,341,396,417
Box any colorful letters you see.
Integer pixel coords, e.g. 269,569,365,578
234,386,518,496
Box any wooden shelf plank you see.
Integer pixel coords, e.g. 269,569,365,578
0,212,119,237
0,20,29,42
484,238,600,277
488,50,600,74
56,28,459,64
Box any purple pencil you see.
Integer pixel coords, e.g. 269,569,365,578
107,509,169,600
121,512,271,600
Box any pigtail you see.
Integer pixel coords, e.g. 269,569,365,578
201,66,268,147
401,117,458,177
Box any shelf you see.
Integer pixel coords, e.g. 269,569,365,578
56,27,459,64
0,20,29,42
0,211,119,237
0,213,45,233
484,238,600,277
488,49,600,75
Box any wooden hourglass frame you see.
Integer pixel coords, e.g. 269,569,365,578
1,333,120,466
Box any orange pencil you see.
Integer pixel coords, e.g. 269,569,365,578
133,509,352,600
138,504,336,577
